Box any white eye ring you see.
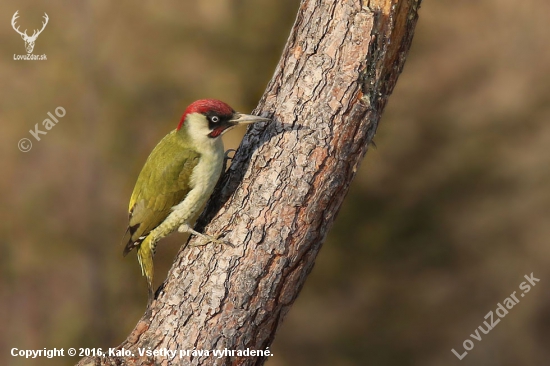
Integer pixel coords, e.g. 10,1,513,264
211,116,220,123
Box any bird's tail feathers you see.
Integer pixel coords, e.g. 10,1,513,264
137,235,155,305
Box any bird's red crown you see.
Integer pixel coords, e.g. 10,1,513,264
177,99,235,130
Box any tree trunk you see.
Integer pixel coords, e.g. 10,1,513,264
78,0,422,365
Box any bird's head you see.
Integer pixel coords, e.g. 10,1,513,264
177,99,269,139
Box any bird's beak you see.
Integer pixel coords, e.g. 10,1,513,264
230,113,270,125
210,113,270,138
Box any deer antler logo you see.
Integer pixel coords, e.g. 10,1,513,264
11,11,49,54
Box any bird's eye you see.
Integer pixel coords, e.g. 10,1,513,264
211,116,220,123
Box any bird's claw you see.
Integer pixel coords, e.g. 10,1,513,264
224,149,236,160
189,233,234,248
224,149,236,170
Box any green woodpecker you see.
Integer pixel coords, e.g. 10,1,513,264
122,99,269,305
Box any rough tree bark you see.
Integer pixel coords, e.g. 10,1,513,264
78,0,422,365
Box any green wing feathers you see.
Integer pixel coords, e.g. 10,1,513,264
122,131,200,255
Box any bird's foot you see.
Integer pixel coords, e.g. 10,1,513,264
179,223,235,247
190,233,234,248
178,223,192,234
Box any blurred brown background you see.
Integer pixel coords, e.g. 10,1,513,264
1,1,549,365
